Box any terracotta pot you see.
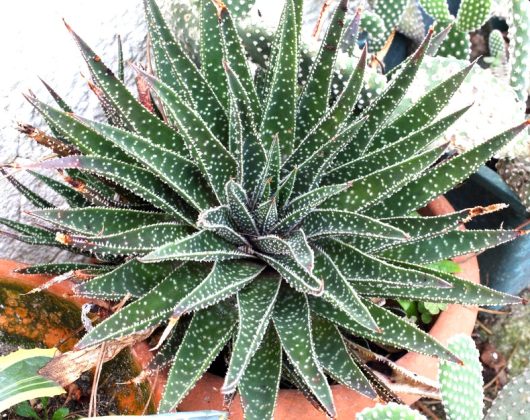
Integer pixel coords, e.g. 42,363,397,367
0,195,481,418
0,260,153,415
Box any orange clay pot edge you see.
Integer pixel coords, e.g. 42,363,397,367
0,195,480,419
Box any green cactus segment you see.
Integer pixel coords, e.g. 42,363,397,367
488,29,506,62
1,171,53,209
222,274,282,394
438,24,471,60
508,0,530,101
312,316,375,398
379,229,521,263
74,258,176,299
61,223,193,255
141,230,249,263
80,118,217,211
373,0,409,40
310,297,458,363
484,368,530,420
198,206,249,246
28,171,91,208
273,288,336,418
254,199,278,233
26,97,133,164
143,0,227,137
354,31,433,156
327,146,444,212
296,0,349,140
368,121,530,217
359,11,386,51
139,70,236,204
370,61,475,151
117,35,124,82
315,252,379,331
78,263,209,348
29,207,174,236
200,0,228,108
29,156,195,223
158,304,237,412
358,402,427,420
65,21,185,151
259,0,298,156
302,209,407,240
420,0,452,21
171,260,265,317
239,327,282,420
439,335,484,420
456,0,491,31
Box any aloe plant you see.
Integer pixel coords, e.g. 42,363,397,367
2,0,528,418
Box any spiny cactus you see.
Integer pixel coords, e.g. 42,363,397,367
420,0,492,60
358,402,428,419
506,0,530,101
439,335,484,419
2,0,528,418
484,368,530,419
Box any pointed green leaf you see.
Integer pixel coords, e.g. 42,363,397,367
198,206,249,246
259,0,298,156
296,0,349,140
29,207,174,236
141,230,250,262
254,198,278,234
158,304,236,412
28,171,91,208
285,48,367,170
199,0,228,108
310,298,458,363
225,180,259,235
324,146,444,212
172,260,265,316
63,223,193,255
139,69,237,203
314,252,379,332
79,118,216,211
238,327,282,420
74,258,177,299
77,262,209,348
353,30,433,156
275,168,297,209
256,253,323,295
303,209,408,240
222,273,282,393
26,156,195,224
65,22,186,151
273,288,336,418
328,106,470,181
379,229,521,264
367,121,530,217
144,0,228,138
368,62,475,151
1,170,53,209
317,239,451,288
312,316,375,398
15,262,105,276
